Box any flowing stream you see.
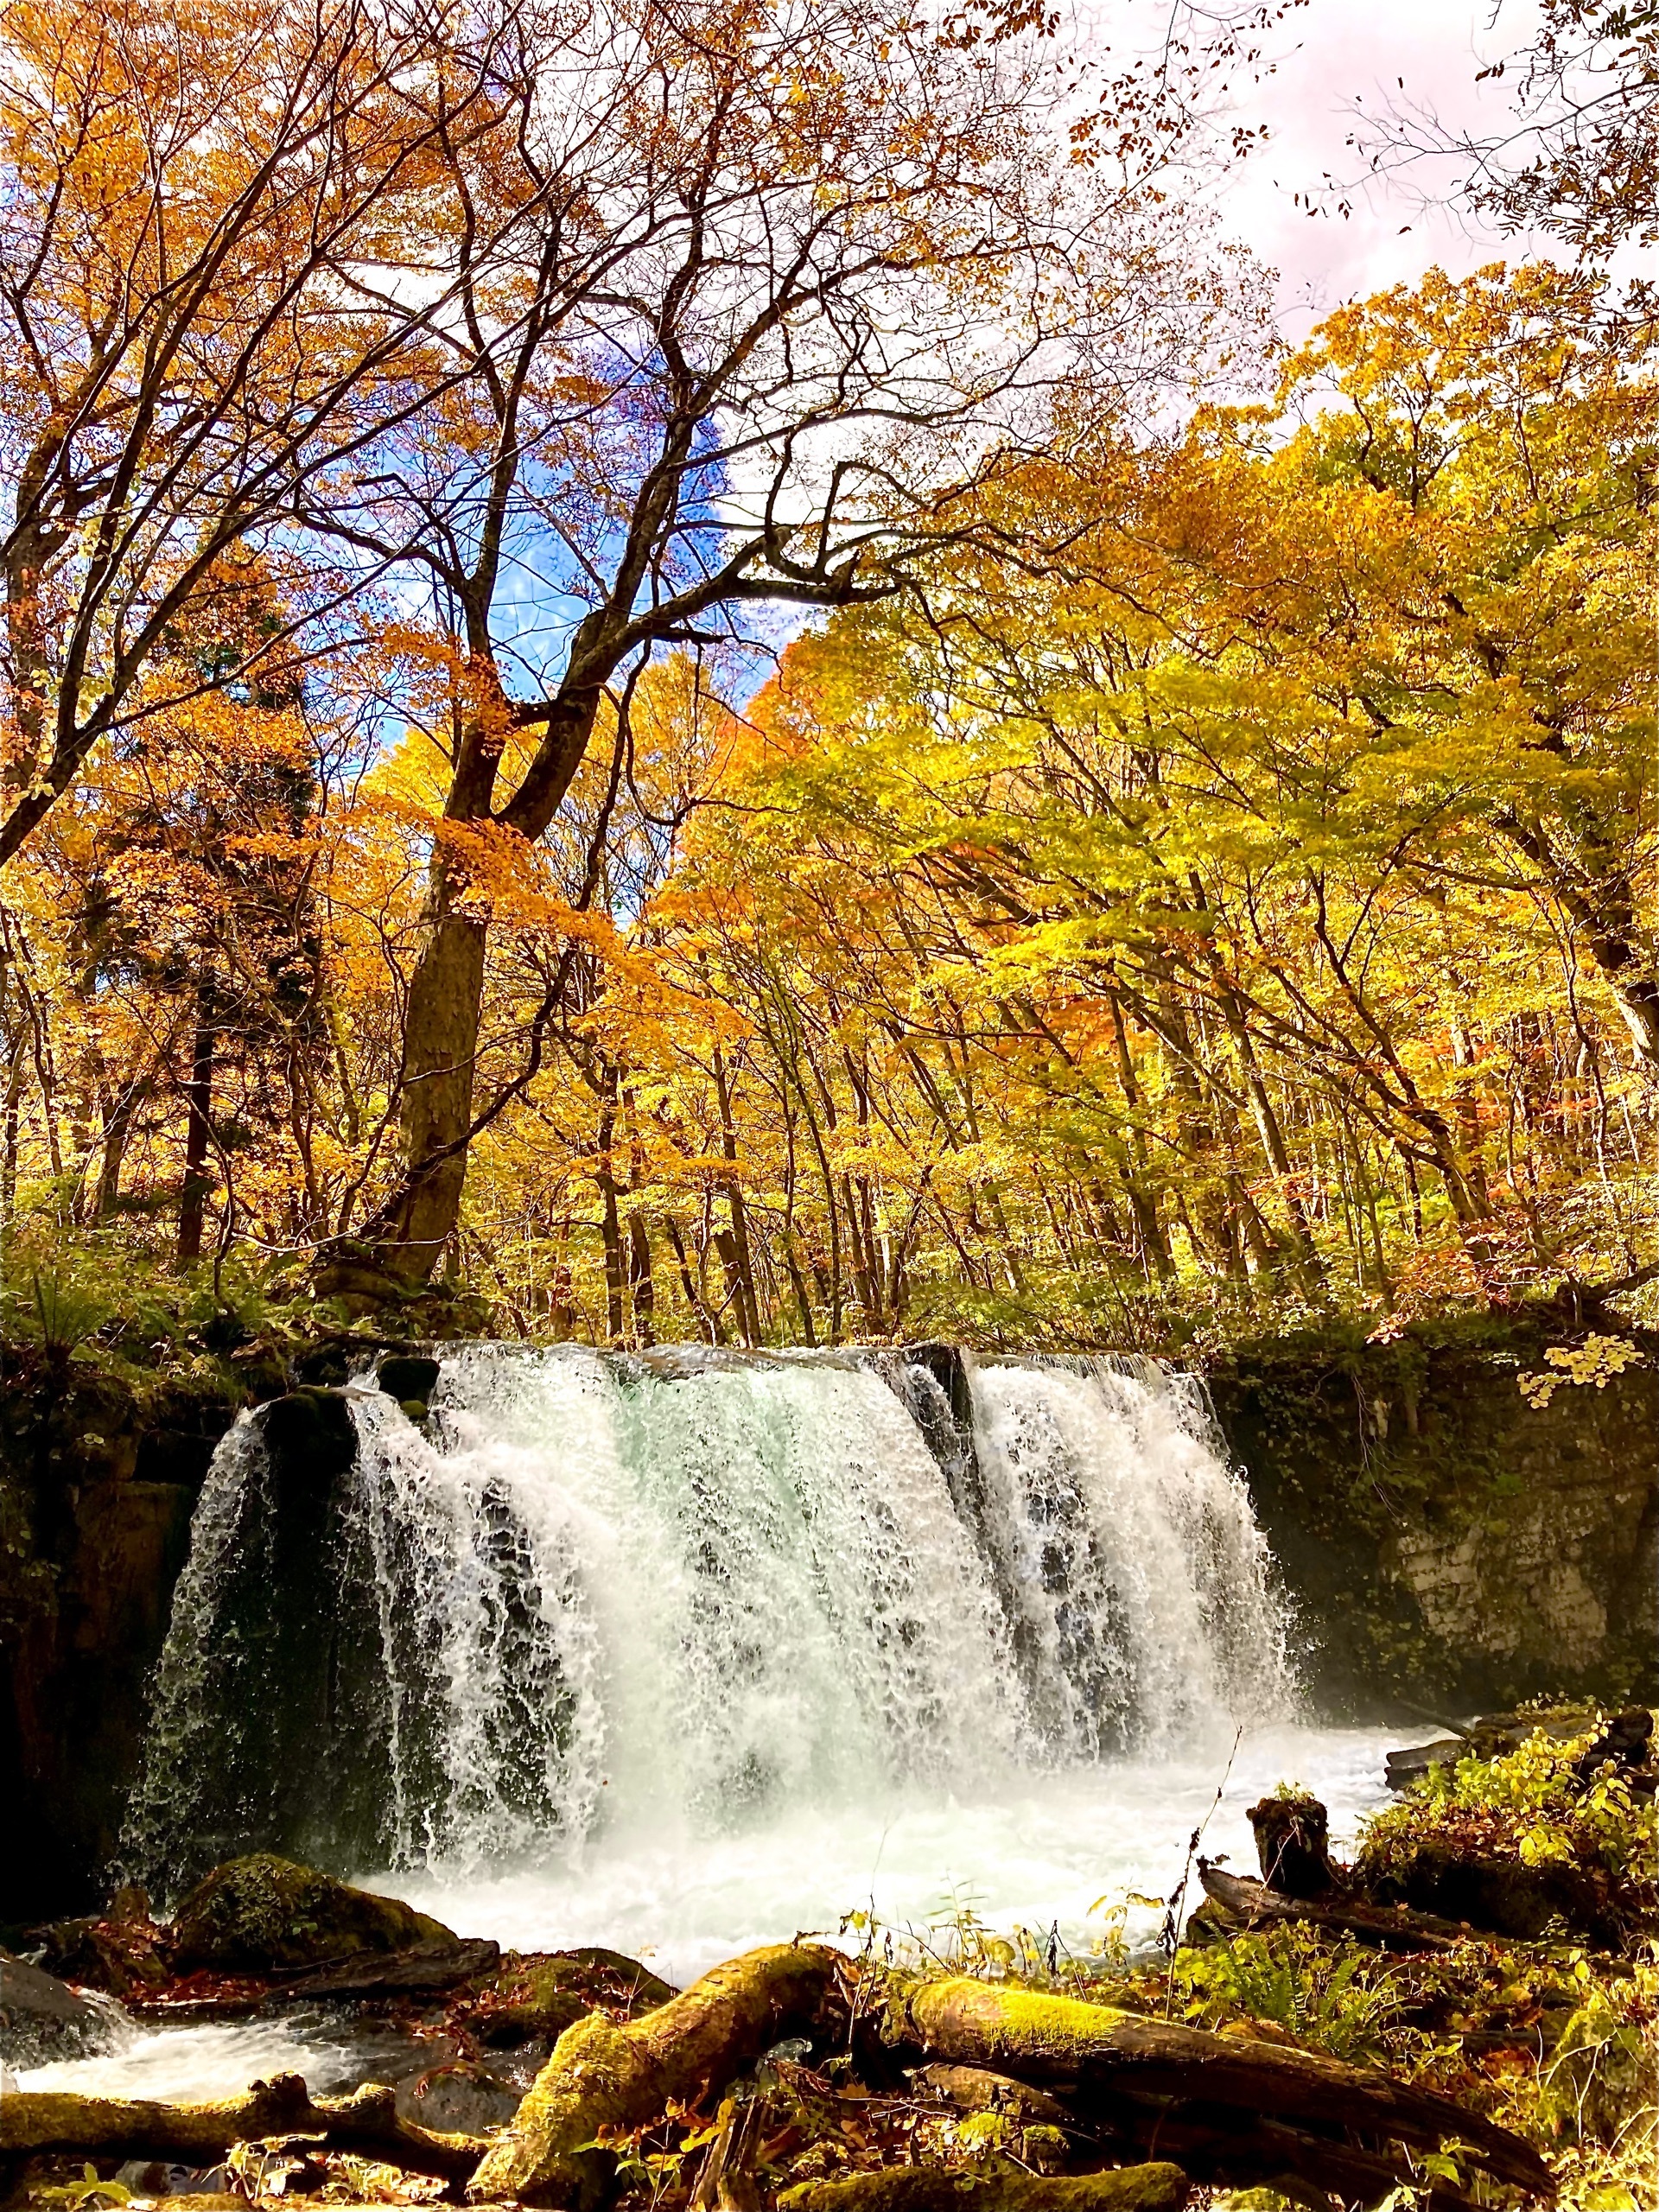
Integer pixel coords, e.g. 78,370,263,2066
91,1345,1395,2088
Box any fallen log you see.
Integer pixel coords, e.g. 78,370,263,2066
467,1942,836,2209
1198,1862,1471,1951
894,1976,1551,2199
914,2063,1074,2130
778,2165,1188,2212
0,2073,486,2177
1078,2090,1484,2211
285,1936,501,1997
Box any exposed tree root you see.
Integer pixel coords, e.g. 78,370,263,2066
467,1942,837,2209
777,2164,1189,2211
0,2074,486,2176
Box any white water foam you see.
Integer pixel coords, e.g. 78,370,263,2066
56,1726,1400,2101
115,1344,1349,2039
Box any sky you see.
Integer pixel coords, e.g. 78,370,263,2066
1177,0,1551,332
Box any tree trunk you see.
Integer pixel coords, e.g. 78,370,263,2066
467,1943,836,2209
378,901,488,1284
176,975,216,1264
778,2170,1188,2212
628,1211,656,1344
1246,1792,1338,1898
0,2075,485,2176
893,1977,1549,2197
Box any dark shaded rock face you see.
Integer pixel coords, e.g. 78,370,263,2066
0,1948,127,2065
376,1357,441,1408
168,1853,458,1973
1208,1315,1659,1717
0,1348,248,1922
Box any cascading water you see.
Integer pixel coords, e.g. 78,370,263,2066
124,1345,1295,1916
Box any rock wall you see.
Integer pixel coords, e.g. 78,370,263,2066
1207,1313,1658,1717
0,1348,245,1923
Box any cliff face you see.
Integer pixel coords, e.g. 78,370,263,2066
0,1348,246,1921
1207,1316,1658,1716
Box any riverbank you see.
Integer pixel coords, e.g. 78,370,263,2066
3,1715,1654,2212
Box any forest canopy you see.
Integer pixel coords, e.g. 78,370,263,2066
0,0,1653,1353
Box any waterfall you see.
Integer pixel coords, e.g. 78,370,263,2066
124,1347,1294,1903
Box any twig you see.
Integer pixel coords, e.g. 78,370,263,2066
1162,1726,1243,2018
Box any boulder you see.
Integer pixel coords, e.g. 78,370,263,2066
0,1950,130,2066
30,1890,171,1997
395,2059,522,2135
1382,1738,1465,1792
378,1357,442,1408
167,1855,459,1974
460,1948,675,2049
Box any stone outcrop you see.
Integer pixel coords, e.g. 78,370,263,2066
1208,1312,1658,1714
0,1348,250,1920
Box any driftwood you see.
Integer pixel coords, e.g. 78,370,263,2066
778,2165,1188,2211
0,2073,486,2177
893,1975,1551,2199
467,1942,836,2209
1198,1861,1472,1952
284,1936,501,1997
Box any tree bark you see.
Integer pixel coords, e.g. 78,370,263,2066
778,2168,1188,2212
379,899,488,1283
1246,1792,1338,1897
893,1977,1549,2197
467,1943,836,2209
1197,1862,1467,1952
0,2074,486,2176
176,972,216,1264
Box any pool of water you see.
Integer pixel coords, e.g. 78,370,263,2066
19,1723,1404,2103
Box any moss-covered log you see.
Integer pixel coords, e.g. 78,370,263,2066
1198,1861,1469,1950
0,2072,486,2176
467,1942,836,2209
778,2165,1188,2212
898,1977,1551,2197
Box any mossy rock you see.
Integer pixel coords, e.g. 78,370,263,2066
462,1947,674,2047
168,1853,457,1973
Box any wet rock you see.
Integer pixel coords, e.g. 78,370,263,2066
29,1889,171,1997
113,2161,237,2197
377,1356,441,1408
257,1388,357,1494
394,2059,522,2135
1383,1739,1465,1791
167,1854,459,1974
0,1949,131,2065
457,1947,674,2048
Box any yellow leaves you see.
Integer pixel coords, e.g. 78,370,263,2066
1519,1336,1646,1409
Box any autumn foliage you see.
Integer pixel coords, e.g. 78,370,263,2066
0,0,1652,1347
